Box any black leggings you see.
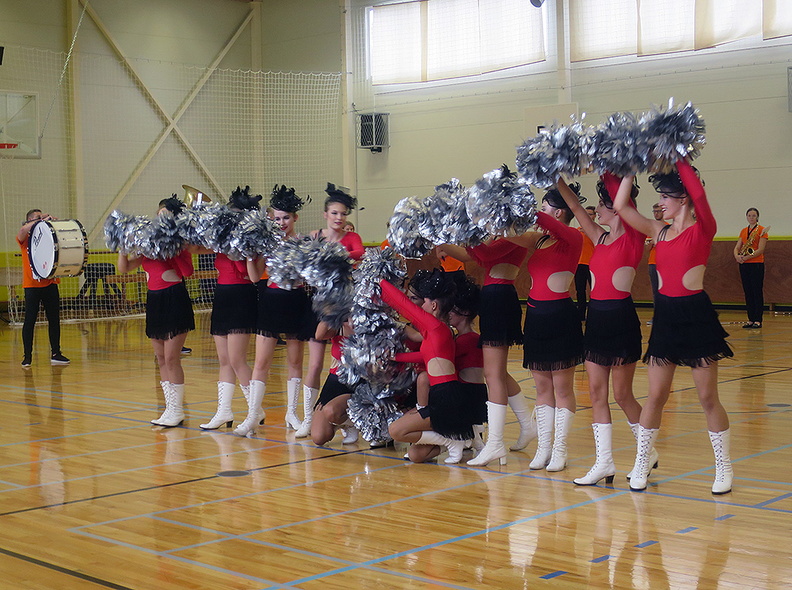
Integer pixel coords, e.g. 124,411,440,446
574,264,590,319
22,284,61,357
739,263,765,323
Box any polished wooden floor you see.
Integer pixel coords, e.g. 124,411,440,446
1,308,790,589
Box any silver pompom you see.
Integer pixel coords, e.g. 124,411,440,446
387,196,434,259
588,111,653,176
347,382,403,443
466,165,537,237
337,248,415,388
104,210,184,260
516,123,584,188
643,98,706,172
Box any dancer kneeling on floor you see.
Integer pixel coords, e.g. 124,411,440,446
383,270,478,464
310,321,360,446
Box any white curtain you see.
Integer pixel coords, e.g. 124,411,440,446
763,0,792,39
370,0,545,84
571,0,785,62
369,2,423,84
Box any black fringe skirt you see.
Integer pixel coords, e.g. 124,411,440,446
257,283,311,340
461,382,488,424
146,281,195,341
419,380,478,440
523,297,584,371
644,292,733,367
584,297,643,366
316,373,354,408
478,284,524,347
210,283,257,336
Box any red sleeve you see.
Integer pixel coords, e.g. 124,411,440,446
394,351,424,363
173,250,194,278
535,211,583,249
677,159,716,237
342,232,365,261
380,280,437,330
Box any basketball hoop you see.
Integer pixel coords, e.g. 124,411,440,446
0,143,18,149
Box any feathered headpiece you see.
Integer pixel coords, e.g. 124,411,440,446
228,185,262,211
160,194,186,215
325,183,357,211
270,184,305,213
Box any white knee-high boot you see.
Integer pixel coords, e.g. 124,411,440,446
200,382,235,430
508,395,537,451
152,381,171,424
709,429,733,495
295,385,318,438
547,407,574,472
153,383,185,427
627,421,659,480
529,405,555,469
416,431,465,464
573,423,616,485
285,378,302,430
629,425,660,491
467,401,508,466
234,380,266,438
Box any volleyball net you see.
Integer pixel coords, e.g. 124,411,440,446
0,45,342,323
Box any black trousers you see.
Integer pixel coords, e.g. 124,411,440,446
574,264,590,319
22,283,62,357
739,263,765,323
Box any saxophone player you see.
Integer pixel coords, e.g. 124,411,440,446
734,208,769,329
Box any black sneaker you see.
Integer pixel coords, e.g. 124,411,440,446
181,346,192,355
51,353,71,365
21,357,32,368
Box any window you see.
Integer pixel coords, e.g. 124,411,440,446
570,0,787,62
369,0,545,85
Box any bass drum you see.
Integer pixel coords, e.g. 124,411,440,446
28,219,88,279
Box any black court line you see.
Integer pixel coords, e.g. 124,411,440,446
0,546,135,589
0,450,351,518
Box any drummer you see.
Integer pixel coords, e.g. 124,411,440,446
17,209,70,367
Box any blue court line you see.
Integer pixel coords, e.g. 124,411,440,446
590,555,611,563
263,493,625,588
715,514,735,520
753,492,792,508
676,526,698,534
540,571,568,579
634,540,658,548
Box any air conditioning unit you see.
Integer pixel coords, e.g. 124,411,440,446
356,113,389,152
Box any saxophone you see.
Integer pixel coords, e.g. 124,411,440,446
739,224,769,256
738,242,755,256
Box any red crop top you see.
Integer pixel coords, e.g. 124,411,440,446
655,160,716,297
525,212,583,301
467,240,528,286
329,334,344,375
455,331,483,383
381,280,457,385
215,253,252,285
142,250,194,291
